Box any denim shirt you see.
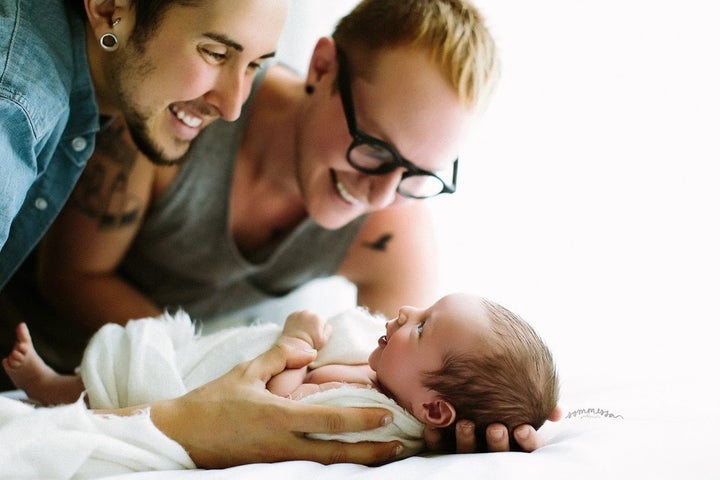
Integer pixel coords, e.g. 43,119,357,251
0,0,99,288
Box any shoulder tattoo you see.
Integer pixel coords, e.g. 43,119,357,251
70,121,143,229
362,233,394,252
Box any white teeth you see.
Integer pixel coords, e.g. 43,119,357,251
174,109,202,128
336,178,361,205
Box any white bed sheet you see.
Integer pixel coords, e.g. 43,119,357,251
81,385,720,480
2,341,717,480
97,375,718,480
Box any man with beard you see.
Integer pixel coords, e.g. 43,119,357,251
0,0,289,287
0,0,409,466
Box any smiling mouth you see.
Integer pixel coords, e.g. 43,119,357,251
331,170,362,205
170,104,203,128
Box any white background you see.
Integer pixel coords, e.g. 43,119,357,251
276,1,720,389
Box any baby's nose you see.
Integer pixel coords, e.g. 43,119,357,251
385,318,398,337
396,310,409,326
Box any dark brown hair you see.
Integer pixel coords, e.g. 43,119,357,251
423,298,560,451
67,0,200,44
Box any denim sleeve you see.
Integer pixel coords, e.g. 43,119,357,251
0,98,38,252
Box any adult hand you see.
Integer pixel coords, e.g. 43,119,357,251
424,407,563,453
145,342,402,468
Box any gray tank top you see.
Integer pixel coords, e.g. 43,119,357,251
119,69,366,323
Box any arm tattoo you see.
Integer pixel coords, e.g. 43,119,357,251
71,121,143,229
362,233,394,252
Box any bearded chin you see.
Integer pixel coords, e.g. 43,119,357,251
109,48,184,166
125,115,187,167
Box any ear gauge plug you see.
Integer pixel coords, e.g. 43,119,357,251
100,17,121,52
305,84,315,95
100,33,119,51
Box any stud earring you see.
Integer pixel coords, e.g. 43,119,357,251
305,84,315,95
100,33,119,52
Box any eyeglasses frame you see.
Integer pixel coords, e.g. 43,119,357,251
335,48,458,199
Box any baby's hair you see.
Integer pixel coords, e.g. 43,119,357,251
423,298,559,450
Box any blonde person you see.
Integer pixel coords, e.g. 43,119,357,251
1,0,555,459
5,293,560,459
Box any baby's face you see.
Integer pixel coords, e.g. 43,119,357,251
368,293,491,418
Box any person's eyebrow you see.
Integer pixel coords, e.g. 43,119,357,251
201,32,277,59
202,32,244,52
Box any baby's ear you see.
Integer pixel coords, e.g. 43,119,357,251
421,397,456,428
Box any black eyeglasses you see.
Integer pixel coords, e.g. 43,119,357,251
336,49,458,199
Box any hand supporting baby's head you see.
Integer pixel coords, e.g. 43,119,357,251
420,297,559,451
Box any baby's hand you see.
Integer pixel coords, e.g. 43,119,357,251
281,310,332,351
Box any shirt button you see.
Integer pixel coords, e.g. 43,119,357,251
71,136,88,152
35,198,48,211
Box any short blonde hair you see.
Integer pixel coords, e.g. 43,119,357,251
332,0,500,111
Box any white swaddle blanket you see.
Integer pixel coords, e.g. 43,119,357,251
79,308,424,457
0,396,194,478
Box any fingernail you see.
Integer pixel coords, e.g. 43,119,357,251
516,425,530,440
303,348,317,354
459,421,473,434
490,427,504,441
381,415,393,426
394,444,404,457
